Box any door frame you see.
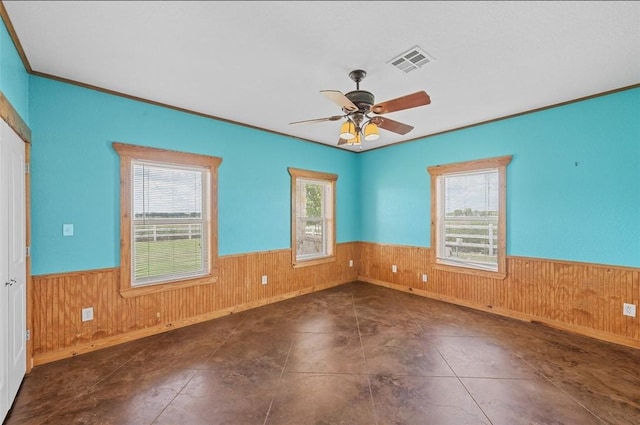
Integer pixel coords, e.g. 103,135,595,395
0,92,32,374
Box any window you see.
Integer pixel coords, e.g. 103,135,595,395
113,143,221,297
428,155,512,279
288,167,337,267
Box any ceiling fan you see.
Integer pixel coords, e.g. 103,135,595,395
290,69,431,146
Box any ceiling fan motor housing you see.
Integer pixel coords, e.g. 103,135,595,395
345,90,374,112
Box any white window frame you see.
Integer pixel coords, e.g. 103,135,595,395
428,155,512,279
288,167,337,268
113,142,221,297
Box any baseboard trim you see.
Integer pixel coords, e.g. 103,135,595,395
359,276,640,350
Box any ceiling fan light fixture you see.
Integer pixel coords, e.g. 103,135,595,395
364,122,380,141
339,121,356,140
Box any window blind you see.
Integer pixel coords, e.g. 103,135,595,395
132,160,209,286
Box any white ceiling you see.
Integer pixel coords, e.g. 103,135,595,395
4,1,640,152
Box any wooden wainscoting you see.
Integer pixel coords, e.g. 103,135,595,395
30,240,639,365
31,242,359,365
358,242,640,348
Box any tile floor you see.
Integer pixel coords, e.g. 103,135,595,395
4,282,640,425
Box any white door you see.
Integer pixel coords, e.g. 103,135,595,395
6,119,26,401
0,119,26,422
0,119,10,425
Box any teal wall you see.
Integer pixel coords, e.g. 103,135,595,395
0,19,29,123
29,77,360,275
359,88,640,268
24,80,640,273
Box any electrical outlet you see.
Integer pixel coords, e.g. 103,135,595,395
349,260,353,267
392,265,397,273
623,303,636,318
81,307,94,322
422,274,428,282
261,275,268,285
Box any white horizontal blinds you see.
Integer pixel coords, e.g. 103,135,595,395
132,160,209,286
295,178,328,260
440,169,499,271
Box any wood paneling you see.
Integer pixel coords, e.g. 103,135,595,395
358,242,640,348
31,243,359,365
31,240,639,365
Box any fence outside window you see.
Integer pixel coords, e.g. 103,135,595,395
442,216,498,266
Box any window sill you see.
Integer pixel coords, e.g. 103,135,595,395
292,255,335,269
119,271,218,298
432,262,507,280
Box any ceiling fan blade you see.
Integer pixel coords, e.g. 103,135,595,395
371,91,431,115
370,116,414,135
337,137,349,146
320,90,358,112
289,115,344,125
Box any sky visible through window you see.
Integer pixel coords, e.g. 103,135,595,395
444,170,498,215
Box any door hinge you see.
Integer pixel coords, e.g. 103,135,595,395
26,246,31,257
26,329,30,341
25,163,30,174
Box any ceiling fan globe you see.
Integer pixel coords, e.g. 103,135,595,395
339,121,356,140
364,122,380,141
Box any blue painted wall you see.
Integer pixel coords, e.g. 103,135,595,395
29,76,360,275
359,88,640,268
0,19,29,123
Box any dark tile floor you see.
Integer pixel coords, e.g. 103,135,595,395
4,282,640,425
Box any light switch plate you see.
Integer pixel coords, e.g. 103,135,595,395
63,223,74,236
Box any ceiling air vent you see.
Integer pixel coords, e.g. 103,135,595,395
388,46,434,73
